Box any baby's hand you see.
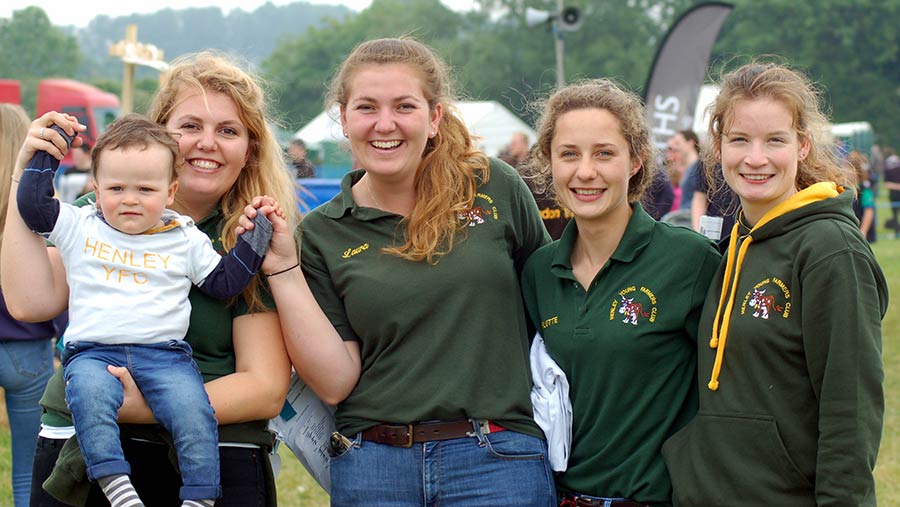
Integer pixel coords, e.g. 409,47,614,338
237,195,298,274
236,195,284,235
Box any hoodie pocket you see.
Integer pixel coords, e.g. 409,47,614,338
662,412,814,507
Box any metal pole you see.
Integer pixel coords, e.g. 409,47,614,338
554,0,565,87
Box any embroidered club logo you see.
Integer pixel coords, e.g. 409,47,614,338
609,286,658,325
459,192,498,227
460,206,486,226
748,289,776,319
618,296,648,325
741,278,791,320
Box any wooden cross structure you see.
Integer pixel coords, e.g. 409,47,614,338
108,24,167,114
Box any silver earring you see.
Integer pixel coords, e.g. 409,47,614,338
343,131,348,138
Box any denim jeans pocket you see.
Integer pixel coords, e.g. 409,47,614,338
329,432,361,462
483,430,547,461
1,340,52,378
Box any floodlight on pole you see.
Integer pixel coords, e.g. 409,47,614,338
524,4,581,88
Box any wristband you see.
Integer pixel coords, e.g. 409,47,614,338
265,263,299,278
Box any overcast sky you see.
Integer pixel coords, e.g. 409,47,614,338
3,0,477,28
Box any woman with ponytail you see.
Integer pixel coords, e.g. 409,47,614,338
249,36,555,507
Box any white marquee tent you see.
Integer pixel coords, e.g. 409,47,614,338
293,100,536,157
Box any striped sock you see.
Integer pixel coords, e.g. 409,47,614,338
97,474,144,507
182,500,215,507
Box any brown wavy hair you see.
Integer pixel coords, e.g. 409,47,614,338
91,113,180,181
704,61,850,192
149,51,300,310
525,78,657,205
326,37,489,264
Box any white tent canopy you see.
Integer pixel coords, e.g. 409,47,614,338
294,100,535,157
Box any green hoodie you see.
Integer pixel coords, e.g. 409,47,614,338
663,183,888,507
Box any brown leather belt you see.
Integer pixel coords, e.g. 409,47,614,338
361,419,504,448
561,495,648,507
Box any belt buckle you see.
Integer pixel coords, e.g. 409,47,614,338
400,423,414,448
568,495,599,507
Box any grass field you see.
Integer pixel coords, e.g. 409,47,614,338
1,207,898,506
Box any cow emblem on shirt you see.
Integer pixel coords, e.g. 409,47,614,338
741,278,790,319
460,206,486,226
609,285,657,325
618,296,648,325
459,192,499,227
748,289,776,319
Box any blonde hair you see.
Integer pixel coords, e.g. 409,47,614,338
326,37,489,264
526,78,657,205
0,104,30,252
705,61,850,191
150,51,300,310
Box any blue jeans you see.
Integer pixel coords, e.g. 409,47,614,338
0,339,54,507
330,421,556,507
62,340,221,501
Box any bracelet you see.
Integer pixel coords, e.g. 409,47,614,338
264,263,299,278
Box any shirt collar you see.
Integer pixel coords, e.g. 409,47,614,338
321,169,396,221
550,202,655,275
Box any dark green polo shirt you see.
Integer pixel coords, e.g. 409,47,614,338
300,158,550,437
521,205,720,505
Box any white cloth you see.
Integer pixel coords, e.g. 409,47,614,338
56,171,90,203
529,332,572,472
51,204,222,345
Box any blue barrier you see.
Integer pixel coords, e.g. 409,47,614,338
297,178,342,211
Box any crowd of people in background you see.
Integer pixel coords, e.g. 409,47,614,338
499,123,892,246
0,35,890,507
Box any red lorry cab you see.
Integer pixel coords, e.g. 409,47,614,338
0,79,21,104
36,79,120,148
1,78,120,166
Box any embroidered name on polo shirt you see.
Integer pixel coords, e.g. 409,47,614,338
741,277,791,319
609,285,658,325
342,243,369,259
541,316,559,330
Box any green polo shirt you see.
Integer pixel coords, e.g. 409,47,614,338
41,193,275,447
300,158,550,437
521,204,720,506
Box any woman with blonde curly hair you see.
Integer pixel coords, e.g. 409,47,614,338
520,78,720,506
663,61,887,506
2,51,296,506
246,36,555,506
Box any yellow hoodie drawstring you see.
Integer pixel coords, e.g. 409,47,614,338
708,221,751,391
706,182,841,391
